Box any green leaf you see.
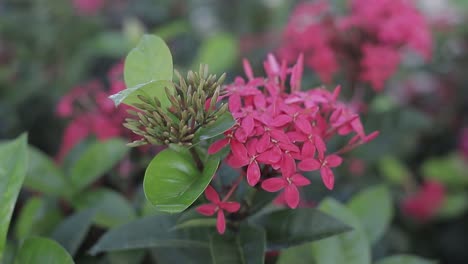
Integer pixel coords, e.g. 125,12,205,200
151,247,212,264
379,156,410,185
0,242,15,264
89,214,209,255
311,198,371,264
375,255,437,264
209,225,265,264
277,243,316,264
174,218,217,230
421,153,468,187
144,148,220,213
124,34,173,87
247,189,277,216
0,134,28,261
69,139,128,193
109,79,174,108
51,209,95,256
347,185,393,243
14,197,63,240
107,250,146,264
15,237,74,264
192,33,238,74
436,193,468,219
195,112,235,142
25,146,68,196
72,188,136,228
251,208,351,250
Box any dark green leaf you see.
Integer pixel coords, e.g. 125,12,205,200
25,146,68,196
277,243,316,264
72,188,135,228
0,134,28,260
195,112,235,141
436,193,468,219
15,237,74,264
0,242,15,264
69,139,128,193
311,198,371,264
51,209,96,256
89,214,209,255
247,189,277,216
151,247,212,264
192,33,238,74
144,148,220,213
107,250,145,264
14,197,63,240
251,208,351,250
347,185,393,243
209,224,265,264
375,255,437,264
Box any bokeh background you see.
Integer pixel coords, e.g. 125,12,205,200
1,0,468,263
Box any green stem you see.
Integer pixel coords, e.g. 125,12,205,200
189,147,204,171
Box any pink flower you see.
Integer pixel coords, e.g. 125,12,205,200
196,186,241,234
360,44,400,91
402,181,445,221
262,174,311,208
298,154,343,190
459,128,468,159
72,0,105,16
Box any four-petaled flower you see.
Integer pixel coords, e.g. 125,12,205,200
298,154,343,190
196,186,241,234
261,173,311,209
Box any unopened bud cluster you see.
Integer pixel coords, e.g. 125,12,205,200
124,65,228,147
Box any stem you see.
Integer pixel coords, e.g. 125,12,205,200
189,147,204,171
222,173,244,202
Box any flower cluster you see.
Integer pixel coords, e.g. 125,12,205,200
72,0,106,16
56,62,130,162
203,54,378,217
402,180,445,221
279,0,432,91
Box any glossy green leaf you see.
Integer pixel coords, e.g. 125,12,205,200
0,134,28,261
51,209,95,256
69,139,128,193
144,148,220,213
277,243,316,264
72,188,135,228
15,237,74,264
14,197,63,240
347,185,393,243
124,34,173,87
209,225,265,264
89,214,209,255
192,33,238,74
25,146,68,196
311,198,371,264
195,112,235,141
375,255,437,264
252,208,351,250
109,80,174,108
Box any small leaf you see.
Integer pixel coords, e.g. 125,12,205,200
144,148,220,213
124,34,173,87
51,209,96,256
89,214,209,255
0,134,28,260
15,237,74,264
209,224,265,264
195,112,235,141
251,208,351,250
25,146,68,196
311,198,371,264
347,185,393,243
69,139,128,193
109,80,174,108
72,188,136,228
379,156,410,185
375,255,437,264
192,33,238,74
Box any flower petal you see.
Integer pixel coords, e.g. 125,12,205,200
247,162,261,186
320,167,335,190
217,210,226,234
284,184,300,209
261,177,287,192
208,138,229,154
220,202,241,213
291,174,311,187
326,154,343,167
204,185,220,203
298,158,321,171
301,140,316,159
196,204,217,216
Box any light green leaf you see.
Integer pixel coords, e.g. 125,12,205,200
209,225,265,264
89,214,209,255
277,243,316,264
144,148,219,213
25,146,68,196
14,197,63,240
252,208,351,250
421,154,468,187
109,80,174,108
15,237,74,264
69,139,128,193
312,198,371,264
347,185,393,244
124,34,173,87
379,156,410,185
436,193,468,219
72,188,135,228
195,112,235,142
51,209,95,256
375,254,437,264
0,134,28,261
192,33,238,74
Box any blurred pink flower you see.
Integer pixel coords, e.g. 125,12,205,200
402,180,445,221
459,128,468,159
360,44,400,91
73,0,105,15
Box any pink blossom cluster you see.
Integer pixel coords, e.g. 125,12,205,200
402,180,445,221
198,54,377,233
72,0,106,16
279,0,432,91
56,63,129,162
